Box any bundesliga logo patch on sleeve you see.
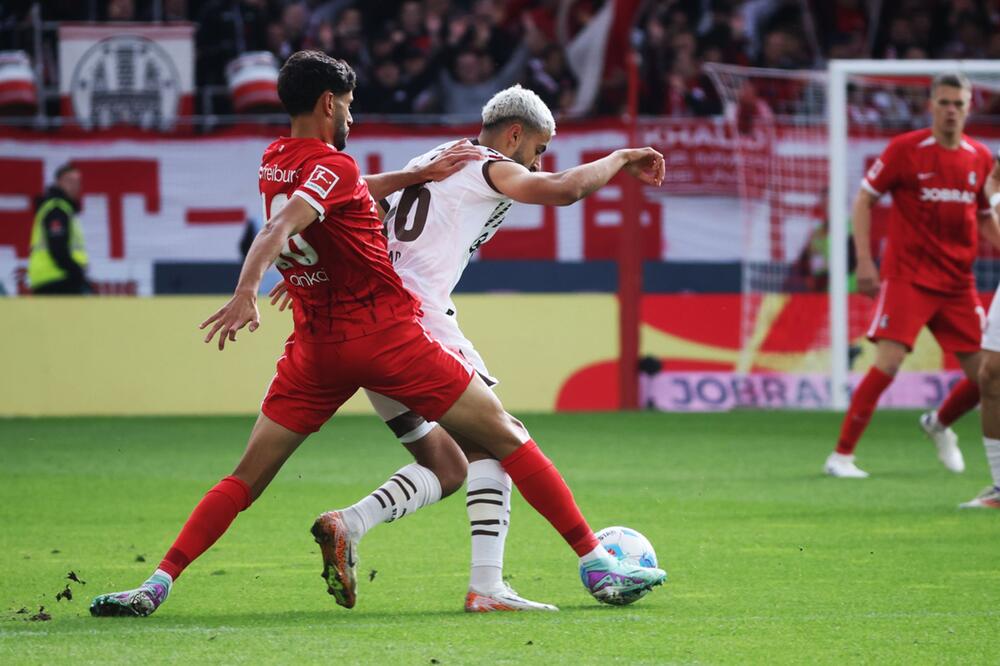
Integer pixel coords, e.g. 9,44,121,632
304,165,340,198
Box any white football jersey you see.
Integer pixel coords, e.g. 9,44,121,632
365,141,513,425
383,140,513,326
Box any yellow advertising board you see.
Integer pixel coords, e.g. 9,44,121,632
0,295,617,417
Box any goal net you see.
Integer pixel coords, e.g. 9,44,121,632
704,60,1000,410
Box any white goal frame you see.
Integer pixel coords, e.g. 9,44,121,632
827,59,1000,409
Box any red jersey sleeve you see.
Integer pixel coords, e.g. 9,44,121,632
292,151,361,221
861,137,904,197
977,180,990,214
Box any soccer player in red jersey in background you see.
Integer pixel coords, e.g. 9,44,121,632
89,51,666,617
824,73,1000,478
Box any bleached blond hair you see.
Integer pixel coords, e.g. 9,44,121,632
481,85,556,136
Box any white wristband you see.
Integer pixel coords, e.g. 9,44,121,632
991,192,1000,209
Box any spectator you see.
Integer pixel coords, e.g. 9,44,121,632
524,43,576,113
399,45,438,112
195,0,273,87
276,1,309,57
322,6,368,74
13,0,1000,120
435,44,528,116
941,12,987,59
106,0,136,21
355,59,416,115
28,163,91,296
396,0,434,53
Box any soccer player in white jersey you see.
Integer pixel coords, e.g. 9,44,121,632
271,85,665,611
963,155,1000,509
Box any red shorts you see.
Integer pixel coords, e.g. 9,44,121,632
261,318,474,435
866,279,984,353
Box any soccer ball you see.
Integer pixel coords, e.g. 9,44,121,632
592,526,659,606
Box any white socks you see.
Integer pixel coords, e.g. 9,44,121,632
151,568,173,585
342,463,442,538
579,544,610,566
466,459,511,592
984,437,1000,488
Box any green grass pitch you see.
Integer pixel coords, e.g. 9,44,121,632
0,411,996,664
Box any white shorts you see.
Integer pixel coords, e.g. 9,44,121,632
417,308,497,384
365,309,496,441
982,283,1000,352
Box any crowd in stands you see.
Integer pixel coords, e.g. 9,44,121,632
3,0,1000,119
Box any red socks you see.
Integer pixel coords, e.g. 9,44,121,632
158,476,252,580
937,378,980,427
836,367,894,455
501,440,599,557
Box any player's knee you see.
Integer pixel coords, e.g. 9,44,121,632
874,351,905,376
506,413,530,442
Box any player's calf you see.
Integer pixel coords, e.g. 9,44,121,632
402,423,468,496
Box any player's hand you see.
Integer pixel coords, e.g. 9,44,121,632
199,290,260,351
856,257,880,298
268,280,293,312
417,139,480,182
620,147,665,187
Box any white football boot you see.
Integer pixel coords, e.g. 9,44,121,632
959,486,1000,509
464,582,559,612
919,411,965,473
824,452,869,478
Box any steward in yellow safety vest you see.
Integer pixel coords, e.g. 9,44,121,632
28,163,90,294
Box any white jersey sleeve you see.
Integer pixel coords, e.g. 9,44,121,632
383,140,514,321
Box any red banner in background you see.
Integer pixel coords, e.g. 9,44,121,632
2,119,999,295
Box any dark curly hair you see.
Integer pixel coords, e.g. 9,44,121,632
277,51,357,116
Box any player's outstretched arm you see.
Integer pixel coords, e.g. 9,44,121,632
200,196,317,351
486,147,664,207
364,140,481,201
851,189,880,298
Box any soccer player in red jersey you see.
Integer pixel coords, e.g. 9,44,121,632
824,73,1000,478
89,51,666,617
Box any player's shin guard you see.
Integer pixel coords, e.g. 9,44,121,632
937,378,980,427
500,440,599,557
466,459,511,591
158,475,252,580
341,463,442,538
836,367,893,455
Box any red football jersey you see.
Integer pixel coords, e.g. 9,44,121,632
259,137,418,341
862,128,993,292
